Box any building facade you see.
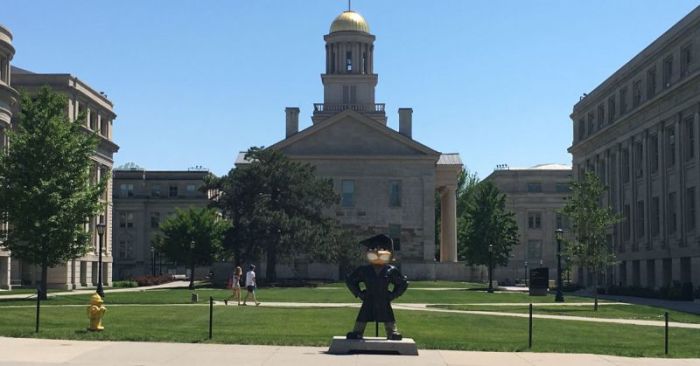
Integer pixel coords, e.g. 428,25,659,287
485,164,572,285
112,167,210,280
569,6,700,289
236,10,464,280
0,24,18,289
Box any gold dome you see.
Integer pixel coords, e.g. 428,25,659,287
330,11,370,34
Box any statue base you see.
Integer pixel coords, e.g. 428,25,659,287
327,336,418,355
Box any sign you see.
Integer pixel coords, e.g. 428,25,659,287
529,267,549,296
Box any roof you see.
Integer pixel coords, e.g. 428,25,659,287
437,153,462,165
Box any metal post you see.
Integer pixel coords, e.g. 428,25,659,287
488,244,494,293
665,312,669,355
375,321,378,337
555,229,564,302
528,303,533,349
35,285,41,333
209,296,213,339
97,232,104,298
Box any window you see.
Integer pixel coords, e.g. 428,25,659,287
119,212,134,229
632,260,641,286
619,261,628,286
681,44,692,77
666,126,676,166
345,51,352,72
388,224,401,251
619,87,628,115
651,196,660,237
623,204,631,241
555,183,570,193
150,212,160,229
169,185,178,197
578,119,585,141
663,56,673,88
597,104,605,129
634,142,643,178
151,184,161,198
647,67,656,99
685,116,695,161
330,50,336,73
528,212,542,229
186,184,197,193
119,212,126,228
120,184,134,198
389,180,401,207
527,182,542,193
555,213,569,230
622,148,630,183
89,109,97,130
607,96,616,123
632,80,642,108
527,240,542,262
636,201,645,238
587,112,594,135
647,260,656,287
687,187,696,231
341,180,354,207
668,192,677,234
650,134,659,173
662,258,672,286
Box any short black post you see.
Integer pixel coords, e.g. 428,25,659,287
35,286,41,333
375,321,379,337
528,303,533,349
664,312,669,355
209,296,213,340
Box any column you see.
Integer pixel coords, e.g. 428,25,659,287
0,256,10,290
73,260,82,289
440,185,457,262
104,262,112,286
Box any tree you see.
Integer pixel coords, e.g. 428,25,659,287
561,171,621,311
0,87,105,300
153,207,230,290
459,181,519,285
435,167,479,259
208,147,340,282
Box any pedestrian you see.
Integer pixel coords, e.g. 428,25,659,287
224,266,243,306
243,264,260,306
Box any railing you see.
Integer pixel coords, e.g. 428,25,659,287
313,103,385,113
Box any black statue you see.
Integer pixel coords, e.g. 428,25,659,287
346,234,408,340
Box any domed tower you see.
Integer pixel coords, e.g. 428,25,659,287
312,9,386,124
0,24,17,152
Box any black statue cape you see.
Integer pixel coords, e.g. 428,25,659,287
346,264,408,322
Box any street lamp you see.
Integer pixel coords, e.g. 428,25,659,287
524,260,529,287
555,228,565,302
150,246,156,276
189,240,196,290
487,243,494,293
95,220,106,298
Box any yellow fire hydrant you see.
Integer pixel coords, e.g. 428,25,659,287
87,293,106,331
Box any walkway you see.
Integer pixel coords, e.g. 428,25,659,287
577,292,700,316
0,280,191,300
1,337,697,366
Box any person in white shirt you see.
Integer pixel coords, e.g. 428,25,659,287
243,264,260,306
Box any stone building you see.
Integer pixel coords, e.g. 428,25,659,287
569,6,700,288
0,23,119,289
0,24,18,289
236,9,464,280
485,164,572,285
112,167,210,280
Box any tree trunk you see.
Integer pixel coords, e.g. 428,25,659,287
266,249,277,283
593,268,599,312
39,263,48,301
189,259,195,290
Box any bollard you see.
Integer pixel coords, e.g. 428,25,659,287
528,303,533,349
35,286,41,333
375,321,379,337
209,296,213,339
664,312,669,355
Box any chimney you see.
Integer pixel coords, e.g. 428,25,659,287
285,107,300,138
398,108,413,138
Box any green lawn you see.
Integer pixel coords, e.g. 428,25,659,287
431,304,700,324
1,305,698,358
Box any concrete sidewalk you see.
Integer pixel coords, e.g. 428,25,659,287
0,337,697,366
0,281,192,300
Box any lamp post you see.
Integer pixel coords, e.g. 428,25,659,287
555,228,565,302
487,243,494,293
524,260,529,287
95,221,106,298
189,240,196,290
151,246,156,276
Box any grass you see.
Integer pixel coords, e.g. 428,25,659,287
0,305,699,358
431,304,700,324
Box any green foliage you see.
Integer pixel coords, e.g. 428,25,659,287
154,207,230,267
112,280,139,288
0,87,105,298
207,147,341,281
459,181,518,267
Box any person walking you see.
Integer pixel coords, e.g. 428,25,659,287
243,264,260,306
225,266,243,306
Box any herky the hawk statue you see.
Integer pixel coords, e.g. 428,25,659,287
345,234,408,340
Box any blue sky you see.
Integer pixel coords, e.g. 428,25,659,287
4,1,699,178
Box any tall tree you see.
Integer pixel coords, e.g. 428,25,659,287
435,168,479,259
459,181,519,278
153,207,230,290
0,87,105,300
208,147,340,282
561,171,621,311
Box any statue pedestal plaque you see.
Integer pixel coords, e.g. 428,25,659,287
328,336,418,355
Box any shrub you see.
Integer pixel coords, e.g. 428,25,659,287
112,280,138,288
605,282,694,301
132,275,174,287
